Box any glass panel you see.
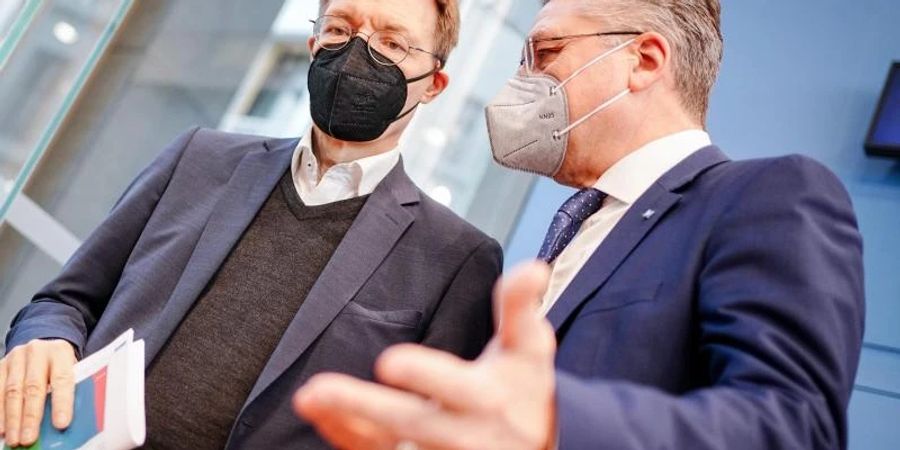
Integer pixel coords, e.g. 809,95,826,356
0,223,61,345
220,44,313,137
0,0,290,312
0,0,34,65
400,0,539,239
0,0,135,222
247,53,310,119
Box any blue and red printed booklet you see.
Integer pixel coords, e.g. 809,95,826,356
4,329,146,450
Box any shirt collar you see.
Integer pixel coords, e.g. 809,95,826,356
291,125,401,197
594,129,712,205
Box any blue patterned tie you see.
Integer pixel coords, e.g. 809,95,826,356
537,188,607,263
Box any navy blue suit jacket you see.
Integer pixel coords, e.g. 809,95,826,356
5,128,502,449
549,146,864,450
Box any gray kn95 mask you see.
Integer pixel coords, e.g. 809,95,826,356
484,38,635,177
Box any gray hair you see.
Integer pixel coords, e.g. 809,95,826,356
545,0,723,124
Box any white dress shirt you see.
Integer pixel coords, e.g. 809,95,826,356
291,126,401,206
540,130,713,314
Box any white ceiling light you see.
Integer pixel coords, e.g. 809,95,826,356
53,21,79,45
424,127,448,148
430,185,453,207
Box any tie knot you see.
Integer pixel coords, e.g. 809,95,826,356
559,188,606,223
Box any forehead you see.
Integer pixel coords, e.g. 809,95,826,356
324,0,438,42
531,0,606,40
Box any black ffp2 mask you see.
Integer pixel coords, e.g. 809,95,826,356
307,37,436,142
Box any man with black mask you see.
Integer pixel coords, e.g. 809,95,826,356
0,0,500,449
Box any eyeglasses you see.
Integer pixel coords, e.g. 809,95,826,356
521,31,642,74
310,15,442,67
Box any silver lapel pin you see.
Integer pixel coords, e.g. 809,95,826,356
642,209,656,220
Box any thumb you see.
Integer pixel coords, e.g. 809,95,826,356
494,261,552,352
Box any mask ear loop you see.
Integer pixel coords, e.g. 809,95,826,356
549,38,637,140
553,89,630,140
393,103,420,122
406,66,439,83
392,65,441,123
553,38,636,93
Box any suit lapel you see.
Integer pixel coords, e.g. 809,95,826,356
145,138,296,363
546,146,730,331
241,160,420,409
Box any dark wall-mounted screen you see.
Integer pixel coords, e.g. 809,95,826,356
867,62,900,158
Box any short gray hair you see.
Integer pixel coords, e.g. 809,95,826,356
545,0,723,123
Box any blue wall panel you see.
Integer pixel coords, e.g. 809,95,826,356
848,391,900,450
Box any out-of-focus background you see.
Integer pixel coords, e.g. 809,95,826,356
0,1,897,447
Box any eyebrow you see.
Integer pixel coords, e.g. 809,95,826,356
375,18,424,46
324,6,419,42
323,5,355,22
378,20,412,36
528,25,564,43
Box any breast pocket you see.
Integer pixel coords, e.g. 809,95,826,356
303,302,424,380
560,281,664,377
577,280,662,316
341,301,423,328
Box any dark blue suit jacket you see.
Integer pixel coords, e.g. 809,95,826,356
549,146,864,450
5,128,502,449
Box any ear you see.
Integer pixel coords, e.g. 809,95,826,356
628,32,670,93
419,70,450,104
307,36,317,59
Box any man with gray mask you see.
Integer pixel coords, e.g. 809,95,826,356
294,0,865,449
